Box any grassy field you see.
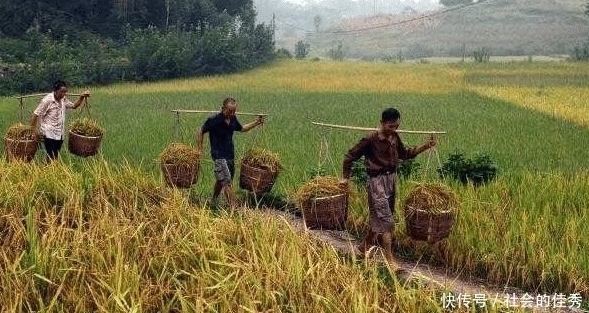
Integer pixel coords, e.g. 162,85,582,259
2,59,589,310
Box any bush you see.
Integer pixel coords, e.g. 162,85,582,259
294,41,310,59
327,43,345,61
437,151,498,186
473,47,491,62
571,42,589,61
275,48,292,59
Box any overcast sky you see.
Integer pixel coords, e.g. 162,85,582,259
284,0,439,4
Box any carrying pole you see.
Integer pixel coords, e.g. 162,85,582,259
171,109,268,117
311,121,446,134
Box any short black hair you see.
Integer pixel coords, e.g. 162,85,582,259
222,97,237,108
52,80,67,91
381,108,400,122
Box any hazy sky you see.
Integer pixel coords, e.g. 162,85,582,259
284,0,439,4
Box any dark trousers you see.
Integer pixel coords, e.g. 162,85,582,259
44,137,63,160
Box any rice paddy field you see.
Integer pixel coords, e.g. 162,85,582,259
2,59,589,311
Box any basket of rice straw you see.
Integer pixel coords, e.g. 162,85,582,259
68,117,104,157
4,123,38,162
295,176,348,230
159,142,201,189
403,183,459,243
239,148,283,195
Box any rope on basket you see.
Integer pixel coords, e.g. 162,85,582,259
421,143,443,182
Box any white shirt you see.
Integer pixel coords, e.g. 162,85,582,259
33,92,76,140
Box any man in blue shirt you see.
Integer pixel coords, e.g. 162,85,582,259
197,97,264,209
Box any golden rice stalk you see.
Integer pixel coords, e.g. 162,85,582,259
4,123,36,140
403,183,459,215
69,117,104,137
159,142,200,165
242,147,283,174
294,176,346,204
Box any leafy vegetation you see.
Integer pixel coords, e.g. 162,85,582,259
0,0,275,96
437,151,498,186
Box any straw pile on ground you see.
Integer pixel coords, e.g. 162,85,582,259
241,148,282,174
403,183,459,243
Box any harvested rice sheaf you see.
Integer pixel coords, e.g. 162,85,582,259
403,183,459,215
242,148,283,173
5,123,36,141
159,142,200,165
69,117,104,137
295,176,346,204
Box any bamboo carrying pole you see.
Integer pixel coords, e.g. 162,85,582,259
15,93,83,99
16,93,84,121
311,121,446,134
171,109,268,116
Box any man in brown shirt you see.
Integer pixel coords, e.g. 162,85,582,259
341,108,436,268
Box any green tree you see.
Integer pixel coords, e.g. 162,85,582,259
295,40,310,59
313,15,322,32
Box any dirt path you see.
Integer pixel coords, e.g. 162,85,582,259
257,208,586,313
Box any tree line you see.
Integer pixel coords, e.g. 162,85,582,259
0,0,275,95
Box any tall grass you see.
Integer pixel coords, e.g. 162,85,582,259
0,160,480,312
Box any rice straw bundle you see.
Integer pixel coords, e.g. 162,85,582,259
294,176,346,204
159,143,200,165
5,123,36,141
242,148,283,173
69,117,104,137
403,183,459,215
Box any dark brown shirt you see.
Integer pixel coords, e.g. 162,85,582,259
343,130,419,178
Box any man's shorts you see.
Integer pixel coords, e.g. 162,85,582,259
366,172,397,234
214,159,235,187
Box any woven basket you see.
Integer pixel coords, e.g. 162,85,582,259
404,206,455,243
301,193,348,230
161,162,199,189
68,131,102,157
4,137,38,162
239,162,278,195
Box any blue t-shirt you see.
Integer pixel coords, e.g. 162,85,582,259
201,113,243,159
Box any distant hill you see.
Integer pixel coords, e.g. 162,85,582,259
303,0,589,59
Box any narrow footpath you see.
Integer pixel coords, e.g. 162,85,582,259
256,208,586,313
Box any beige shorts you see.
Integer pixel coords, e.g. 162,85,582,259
367,172,397,234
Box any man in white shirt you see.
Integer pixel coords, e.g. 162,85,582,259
30,80,90,162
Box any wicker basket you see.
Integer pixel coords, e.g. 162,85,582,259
161,162,199,189
404,206,455,243
68,131,102,157
301,193,348,230
239,162,278,195
4,137,38,162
